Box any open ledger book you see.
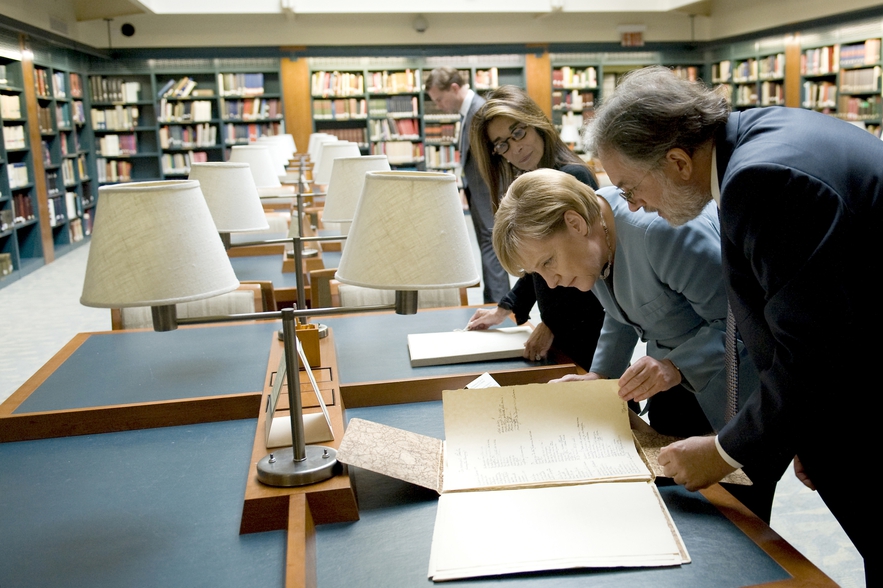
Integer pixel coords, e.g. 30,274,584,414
337,381,690,582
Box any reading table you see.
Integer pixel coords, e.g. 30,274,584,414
0,311,837,588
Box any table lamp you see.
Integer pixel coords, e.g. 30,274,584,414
188,162,269,248
228,145,288,196
336,171,478,314
323,155,391,238
80,172,478,488
312,141,361,186
258,134,296,162
308,134,338,174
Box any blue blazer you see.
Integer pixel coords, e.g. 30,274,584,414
591,187,759,432
715,107,883,485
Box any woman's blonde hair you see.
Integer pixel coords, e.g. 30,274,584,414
469,85,589,208
493,168,602,276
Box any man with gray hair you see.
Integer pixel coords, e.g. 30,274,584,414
425,67,510,303
586,65,880,584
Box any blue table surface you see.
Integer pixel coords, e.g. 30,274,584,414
320,306,547,385
316,401,791,588
0,419,285,588
229,252,342,287
14,321,279,414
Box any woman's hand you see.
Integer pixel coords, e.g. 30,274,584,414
466,306,509,330
523,322,554,361
617,356,682,402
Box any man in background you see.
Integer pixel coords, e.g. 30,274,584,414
586,65,880,585
426,67,510,303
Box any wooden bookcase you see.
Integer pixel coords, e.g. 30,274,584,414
309,57,526,171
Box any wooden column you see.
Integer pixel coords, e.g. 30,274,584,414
18,34,53,263
525,45,552,120
280,50,313,156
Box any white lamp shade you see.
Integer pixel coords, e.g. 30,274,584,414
307,133,335,161
314,141,361,185
256,136,290,174
81,180,239,308
323,155,390,223
258,135,295,160
336,171,479,290
559,124,580,143
188,162,269,232
228,145,282,189
308,134,338,170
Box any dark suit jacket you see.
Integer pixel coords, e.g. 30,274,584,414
460,91,487,204
715,107,883,484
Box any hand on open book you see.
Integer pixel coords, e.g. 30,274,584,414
617,357,682,402
522,322,554,361
466,306,509,330
793,455,816,491
658,436,736,491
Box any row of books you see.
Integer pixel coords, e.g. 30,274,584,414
70,73,83,98
69,214,91,242
60,131,83,156
425,144,460,168
839,66,881,93
473,67,499,90
158,77,202,99
369,140,424,164
161,150,208,174
760,81,785,106
367,69,421,94
98,134,138,156
92,106,140,130
311,71,365,97
55,103,72,129
321,127,368,144
0,209,12,232
159,124,218,149
312,98,367,120
367,96,418,117
424,121,459,143
41,140,52,166
12,192,34,222
222,122,283,144
37,105,54,133
670,65,700,82
552,89,594,111
733,59,759,83
218,72,265,97
1,94,20,118
91,77,141,103
369,117,420,141
159,99,213,122
712,60,732,83
3,125,25,149
34,69,54,98
839,39,882,68
0,252,11,276
552,66,597,89
45,171,61,197
96,158,133,183
802,81,837,109
758,53,785,80
46,191,82,227
734,85,759,106
220,98,281,121
837,95,883,120
8,162,29,188
61,159,77,185
802,46,839,75
72,101,85,124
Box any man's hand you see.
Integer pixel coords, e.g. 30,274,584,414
550,372,604,384
658,436,736,491
523,322,554,361
618,356,682,402
466,306,508,330
793,455,816,491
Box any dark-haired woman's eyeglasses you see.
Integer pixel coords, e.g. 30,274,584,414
492,125,528,155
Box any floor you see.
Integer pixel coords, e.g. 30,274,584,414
0,223,864,588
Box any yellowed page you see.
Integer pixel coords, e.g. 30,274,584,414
441,381,651,492
428,482,686,581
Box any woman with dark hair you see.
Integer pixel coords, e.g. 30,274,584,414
464,85,605,371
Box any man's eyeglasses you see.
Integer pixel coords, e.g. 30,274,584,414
493,125,528,155
619,171,649,204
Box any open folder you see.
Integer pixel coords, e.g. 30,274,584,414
337,381,690,582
